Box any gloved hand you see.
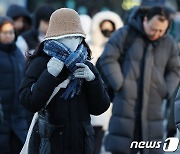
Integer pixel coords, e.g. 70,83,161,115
73,63,95,81
47,57,64,77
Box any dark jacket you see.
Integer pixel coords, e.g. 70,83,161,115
0,43,31,152
19,53,110,154
22,29,40,51
101,9,180,154
174,87,180,130
6,4,31,23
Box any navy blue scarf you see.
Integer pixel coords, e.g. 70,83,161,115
43,40,88,99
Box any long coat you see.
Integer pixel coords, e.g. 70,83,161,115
0,43,31,152
100,9,180,154
19,53,110,154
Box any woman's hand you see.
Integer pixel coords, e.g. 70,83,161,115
47,57,64,77
73,63,95,81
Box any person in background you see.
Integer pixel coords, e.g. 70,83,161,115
19,8,110,154
0,16,31,154
80,14,92,44
6,4,32,38
89,11,123,65
99,6,180,154
89,10,123,154
16,4,55,57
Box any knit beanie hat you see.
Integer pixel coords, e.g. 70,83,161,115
44,8,86,40
33,4,55,29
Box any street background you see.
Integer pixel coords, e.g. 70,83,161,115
0,0,180,154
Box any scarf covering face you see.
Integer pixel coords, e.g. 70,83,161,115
43,40,88,99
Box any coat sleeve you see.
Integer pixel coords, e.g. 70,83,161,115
99,26,128,91
84,62,110,115
19,57,65,113
165,40,180,99
174,87,180,130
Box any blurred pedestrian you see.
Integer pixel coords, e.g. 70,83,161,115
89,11,123,65
0,16,31,154
89,10,123,154
99,6,180,154
6,4,32,38
16,4,55,57
80,14,92,44
19,8,110,154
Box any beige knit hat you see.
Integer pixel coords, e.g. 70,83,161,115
44,8,86,40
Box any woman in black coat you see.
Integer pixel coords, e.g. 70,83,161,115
19,8,110,154
0,16,31,154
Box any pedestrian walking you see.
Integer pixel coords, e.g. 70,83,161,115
89,10,123,154
99,6,180,154
0,16,31,154
6,4,32,37
19,8,110,154
16,4,55,57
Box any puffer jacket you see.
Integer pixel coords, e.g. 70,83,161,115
101,8,180,154
0,43,31,152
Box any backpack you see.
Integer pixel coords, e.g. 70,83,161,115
96,26,137,101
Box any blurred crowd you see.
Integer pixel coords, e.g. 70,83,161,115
0,1,180,154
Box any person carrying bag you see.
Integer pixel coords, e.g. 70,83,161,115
19,8,110,154
20,78,70,154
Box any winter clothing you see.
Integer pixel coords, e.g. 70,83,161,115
89,11,123,129
19,49,110,153
44,40,88,99
16,29,42,56
0,16,14,27
6,4,31,25
175,86,180,130
47,57,64,77
6,4,32,37
16,4,55,56
100,7,180,154
44,8,86,40
19,7,110,154
88,10,123,154
33,4,55,29
74,63,95,81
0,42,31,153
170,19,180,49
89,11,123,65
